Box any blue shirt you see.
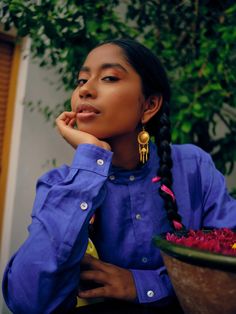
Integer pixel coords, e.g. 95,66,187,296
2,143,236,313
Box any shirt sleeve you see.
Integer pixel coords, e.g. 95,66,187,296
130,267,176,305
2,144,113,314
200,153,236,229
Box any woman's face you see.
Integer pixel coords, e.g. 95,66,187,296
71,43,145,140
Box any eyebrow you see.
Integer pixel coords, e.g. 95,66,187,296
79,63,128,74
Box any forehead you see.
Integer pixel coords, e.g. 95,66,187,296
82,44,130,69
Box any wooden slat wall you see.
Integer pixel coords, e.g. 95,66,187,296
0,40,14,176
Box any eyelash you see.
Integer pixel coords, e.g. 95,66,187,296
76,76,119,87
102,76,119,82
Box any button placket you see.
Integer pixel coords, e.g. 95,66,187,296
129,175,135,181
135,213,142,220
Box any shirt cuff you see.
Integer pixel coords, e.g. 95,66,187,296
130,267,175,304
71,144,113,176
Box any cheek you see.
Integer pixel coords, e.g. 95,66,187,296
119,92,143,116
111,85,143,108
110,94,143,127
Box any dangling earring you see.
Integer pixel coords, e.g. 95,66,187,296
137,126,150,163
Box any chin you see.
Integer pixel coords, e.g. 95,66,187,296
77,126,109,139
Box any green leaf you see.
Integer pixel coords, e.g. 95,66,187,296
181,121,192,133
171,128,179,142
177,95,189,104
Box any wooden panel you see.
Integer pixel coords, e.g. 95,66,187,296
0,35,21,241
0,40,14,171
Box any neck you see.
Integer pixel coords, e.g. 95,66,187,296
107,131,140,170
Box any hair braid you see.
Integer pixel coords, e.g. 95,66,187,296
100,39,184,229
155,101,183,228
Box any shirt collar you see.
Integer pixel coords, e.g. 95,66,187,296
108,141,159,184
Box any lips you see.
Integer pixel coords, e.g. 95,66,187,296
76,104,100,114
76,104,100,121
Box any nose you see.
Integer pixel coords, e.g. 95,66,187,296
79,81,97,99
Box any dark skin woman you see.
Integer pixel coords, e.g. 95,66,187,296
3,39,236,313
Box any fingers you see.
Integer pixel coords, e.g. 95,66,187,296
55,111,81,149
55,111,111,151
79,256,137,301
81,254,111,272
57,111,76,119
68,117,76,128
56,111,76,129
80,270,107,284
78,286,108,299
56,111,76,122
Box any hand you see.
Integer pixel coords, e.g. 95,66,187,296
78,254,137,302
56,111,111,150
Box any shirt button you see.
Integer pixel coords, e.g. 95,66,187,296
97,159,104,166
80,202,88,210
109,175,115,180
129,175,135,181
147,290,154,298
142,257,148,263
135,213,142,220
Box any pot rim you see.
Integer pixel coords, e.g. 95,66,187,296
154,235,236,272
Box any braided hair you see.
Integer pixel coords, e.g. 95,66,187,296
99,38,183,230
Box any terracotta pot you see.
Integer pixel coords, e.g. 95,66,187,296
154,236,236,314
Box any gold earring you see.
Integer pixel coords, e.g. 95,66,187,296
137,126,150,163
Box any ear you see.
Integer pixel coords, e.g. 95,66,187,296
141,95,163,124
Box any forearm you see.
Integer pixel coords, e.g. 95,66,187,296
2,144,113,313
3,220,86,314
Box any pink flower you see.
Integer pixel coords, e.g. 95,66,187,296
166,228,236,256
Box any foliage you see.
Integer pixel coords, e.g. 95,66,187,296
1,0,236,178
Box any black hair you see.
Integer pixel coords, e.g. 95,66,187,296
98,38,183,230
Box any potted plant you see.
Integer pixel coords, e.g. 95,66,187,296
154,228,236,314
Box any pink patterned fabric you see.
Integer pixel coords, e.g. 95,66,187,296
152,176,161,183
173,220,183,230
160,184,176,202
152,177,175,202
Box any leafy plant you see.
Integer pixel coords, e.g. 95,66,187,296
1,0,236,180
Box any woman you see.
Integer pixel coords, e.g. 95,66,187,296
3,39,236,313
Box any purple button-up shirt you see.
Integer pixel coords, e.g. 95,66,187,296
3,143,236,313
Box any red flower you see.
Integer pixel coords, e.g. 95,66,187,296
166,228,236,256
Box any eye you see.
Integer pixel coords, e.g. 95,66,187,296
76,78,88,87
102,76,120,82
